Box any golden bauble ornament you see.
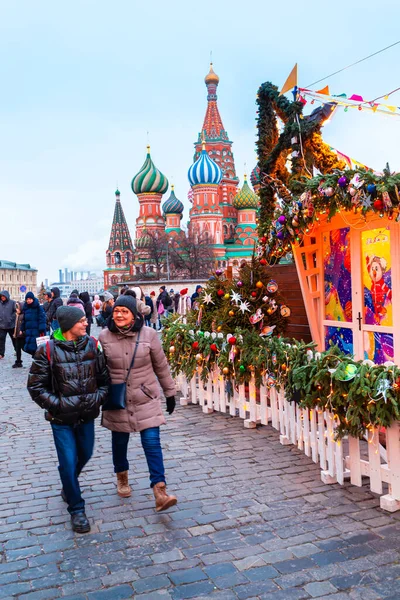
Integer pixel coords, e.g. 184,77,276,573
224,293,230,299
222,367,230,375
256,281,263,288
229,310,234,317
217,326,222,332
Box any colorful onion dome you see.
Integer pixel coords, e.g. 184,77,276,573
188,141,222,186
205,63,220,86
250,164,260,187
135,233,152,249
163,185,184,214
131,146,169,195
233,176,259,210
115,188,120,196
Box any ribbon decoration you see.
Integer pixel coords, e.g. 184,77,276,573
298,87,400,118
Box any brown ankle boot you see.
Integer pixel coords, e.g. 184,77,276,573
116,471,131,498
153,482,177,512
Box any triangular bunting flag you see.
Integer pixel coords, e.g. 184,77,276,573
279,64,298,96
316,85,330,95
349,94,364,102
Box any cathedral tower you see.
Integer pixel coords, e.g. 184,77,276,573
104,189,134,289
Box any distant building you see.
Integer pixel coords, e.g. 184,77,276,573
69,278,104,295
0,260,38,300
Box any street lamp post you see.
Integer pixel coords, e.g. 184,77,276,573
166,238,172,281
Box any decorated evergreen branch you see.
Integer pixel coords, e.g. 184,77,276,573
162,316,400,439
255,82,345,246
262,164,400,259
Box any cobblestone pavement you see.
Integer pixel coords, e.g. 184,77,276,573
1,331,400,600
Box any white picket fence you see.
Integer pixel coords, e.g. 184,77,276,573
176,369,400,512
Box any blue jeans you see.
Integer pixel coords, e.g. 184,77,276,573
112,427,166,487
51,420,95,515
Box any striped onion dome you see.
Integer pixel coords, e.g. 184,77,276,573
131,146,168,195
250,164,260,187
233,176,259,209
163,185,184,214
188,142,222,186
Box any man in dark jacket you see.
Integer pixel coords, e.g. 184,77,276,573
46,287,63,332
79,292,93,335
27,306,109,533
0,290,16,359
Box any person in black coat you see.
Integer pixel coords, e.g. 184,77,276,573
21,292,46,356
47,287,63,331
27,306,110,533
79,291,93,335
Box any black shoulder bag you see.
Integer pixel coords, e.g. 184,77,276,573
102,331,141,411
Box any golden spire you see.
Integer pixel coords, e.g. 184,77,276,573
205,62,219,85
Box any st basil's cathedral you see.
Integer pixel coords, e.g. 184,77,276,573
104,64,261,289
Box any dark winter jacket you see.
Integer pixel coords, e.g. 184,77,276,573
47,288,63,324
0,290,16,330
27,334,110,425
13,310,25,339
21,294,46,355
79,292,93,324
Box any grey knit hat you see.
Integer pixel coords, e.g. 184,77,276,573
103,291,114,301
56,306,86,333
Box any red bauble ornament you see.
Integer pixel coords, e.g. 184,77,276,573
228,337,237,345
192,341,199,349
210,343,217,352
217,289,224,297
251,291,257,297
260,258,267,265
373,199,384,211
260,236,267,244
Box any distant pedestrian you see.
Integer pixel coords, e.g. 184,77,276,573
149,291,158,329
12,302,25,368
42,292,53,334
79,292,93,335
0,290,16,359
67,293,85,312
99,295,177,511
47,287,63,332
92,294,102,318
144,293,153,327
100,291,114,327
123,288,151,318
21,292,46,356
191,285,203,309
27,306,109,533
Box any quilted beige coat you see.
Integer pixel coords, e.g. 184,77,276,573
99,326,176,433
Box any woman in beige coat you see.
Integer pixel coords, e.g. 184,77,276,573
99,295,177,511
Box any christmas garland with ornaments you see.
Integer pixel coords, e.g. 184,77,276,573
262,164,400,259
162,318,400,439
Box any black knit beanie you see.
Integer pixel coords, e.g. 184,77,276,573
56,306,85,333
113,295,138,317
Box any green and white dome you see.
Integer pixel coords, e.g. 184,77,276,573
131,146,169,195
233,176,259,209
163,185,184,215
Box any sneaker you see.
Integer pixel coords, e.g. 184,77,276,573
71,512,91,534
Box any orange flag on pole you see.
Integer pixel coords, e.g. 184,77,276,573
279,64,298,96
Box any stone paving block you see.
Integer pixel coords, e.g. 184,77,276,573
87,585,134,599
169,566,208,585
152,548,184,563
234,555,266,571
204,562,237,578
233,579,279,599
17,590,62,600
274,556,316,574
305,581,338,597
170,580,216,599
133,574,171,594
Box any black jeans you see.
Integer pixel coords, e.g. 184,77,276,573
51,420,95,515
112,427,166,487
0,328,15,357
15,338,24,363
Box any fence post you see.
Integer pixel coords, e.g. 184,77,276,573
244,373,257,429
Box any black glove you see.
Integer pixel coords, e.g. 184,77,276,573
166,396,176,415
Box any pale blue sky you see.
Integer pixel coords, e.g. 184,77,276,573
1,0,399,283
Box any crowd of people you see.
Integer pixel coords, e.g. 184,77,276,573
0,282,204,534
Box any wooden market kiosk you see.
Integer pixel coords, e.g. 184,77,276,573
293,210,398,365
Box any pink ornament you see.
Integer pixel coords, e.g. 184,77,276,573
237,281,243,288
325,187,334,197
277,215,286,224
348,186,356,197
